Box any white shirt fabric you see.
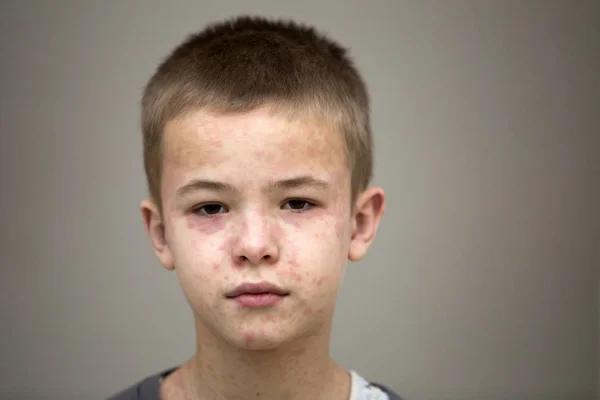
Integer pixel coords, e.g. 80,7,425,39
350,370,390,400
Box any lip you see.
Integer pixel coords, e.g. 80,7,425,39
226,282,290,298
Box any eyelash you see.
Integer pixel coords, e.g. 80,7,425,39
193,199,316,217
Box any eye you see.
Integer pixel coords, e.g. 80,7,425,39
282,199,315,212
194,203,228,216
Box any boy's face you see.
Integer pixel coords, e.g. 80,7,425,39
141,106,384,350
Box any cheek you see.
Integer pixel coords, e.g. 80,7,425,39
171,227,227,293
277,222,346,286
335,219,347,240
187,215,226,235
312,276,326,287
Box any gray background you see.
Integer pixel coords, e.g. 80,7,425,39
1,1,598,399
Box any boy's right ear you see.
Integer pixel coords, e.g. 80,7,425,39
140,199,175,271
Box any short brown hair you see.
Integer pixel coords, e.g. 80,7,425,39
141,16,372,212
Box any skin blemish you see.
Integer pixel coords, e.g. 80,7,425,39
289,256,299,268
212,263,220,271
291,270,303,282
286,241,300,268
276,267,302,282
193,269,208,282
243,332,256,348
312,276,326,287
218,236,236,252
204,136,223,150
302,307,314,317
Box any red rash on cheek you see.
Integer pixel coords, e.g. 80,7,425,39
186,215,225,235
283,239,300,268
277,267,303,282
193,264,211,281
312,276,326,287
218,237,232,252
186,219,195,230
289,253,300,268
291,270,303,282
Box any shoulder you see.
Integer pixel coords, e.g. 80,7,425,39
106,368,177,400
369,382,405,400
351,370,405,400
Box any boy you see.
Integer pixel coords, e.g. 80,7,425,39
110,15,402,400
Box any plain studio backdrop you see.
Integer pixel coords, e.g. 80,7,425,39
0,1,598,399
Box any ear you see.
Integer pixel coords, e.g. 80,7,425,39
140,199,175,271
348,187,386,262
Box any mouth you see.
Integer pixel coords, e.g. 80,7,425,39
226,282,290,308
226,282,290,298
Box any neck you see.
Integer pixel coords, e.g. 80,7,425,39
184,318,350,400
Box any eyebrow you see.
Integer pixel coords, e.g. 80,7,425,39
268,176,331,191
176,179,238,197
175,176,331,198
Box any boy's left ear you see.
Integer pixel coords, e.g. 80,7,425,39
348,186,386,262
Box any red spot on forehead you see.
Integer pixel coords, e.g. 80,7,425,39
204,136,223,149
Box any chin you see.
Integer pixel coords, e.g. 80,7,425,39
236,338,284,351
227,329,295,351
221,324,296,351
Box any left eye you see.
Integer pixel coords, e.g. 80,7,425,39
195,204,228,216
282,199,314,211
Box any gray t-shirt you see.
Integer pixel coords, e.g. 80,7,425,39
107,367,404,400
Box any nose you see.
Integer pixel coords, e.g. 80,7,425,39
231,211,280,266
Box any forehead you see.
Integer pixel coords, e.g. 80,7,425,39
161,107,349,188
163,109,346,175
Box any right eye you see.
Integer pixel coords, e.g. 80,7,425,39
194,204,228,216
